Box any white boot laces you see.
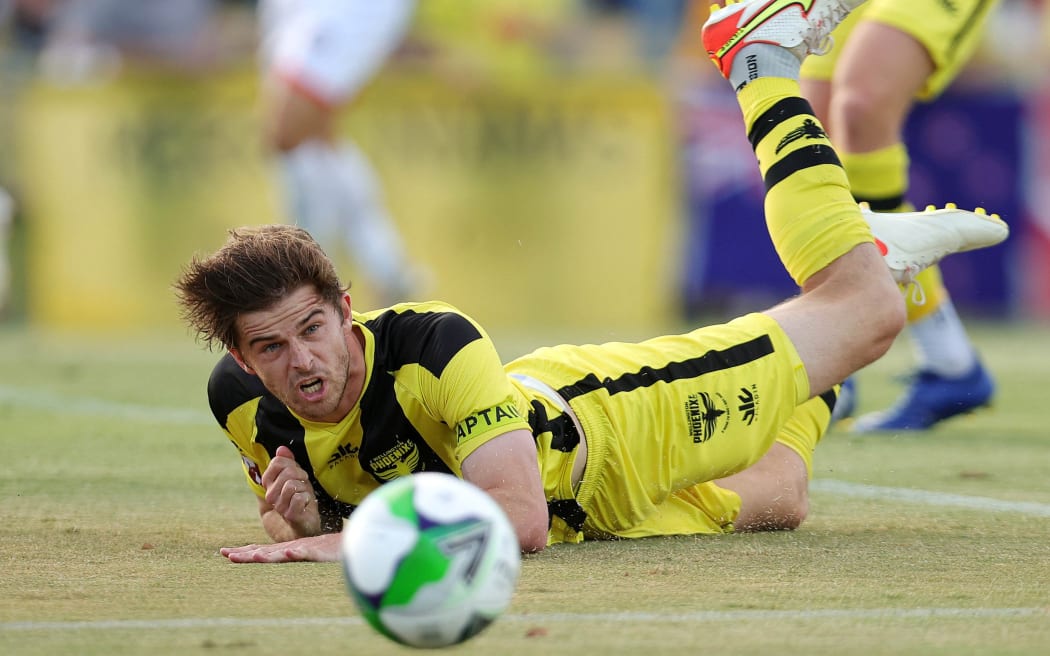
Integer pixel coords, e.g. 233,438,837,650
803,4,852,55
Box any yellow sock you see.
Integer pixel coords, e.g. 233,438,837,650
736,78,873,287
906,266,948,321
774,392,835,479
840,144,910,210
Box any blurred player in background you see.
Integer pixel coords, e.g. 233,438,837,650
36,0,223,80
800,0,1002,432
258,0,426,306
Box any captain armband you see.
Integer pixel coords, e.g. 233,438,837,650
454,403,523,447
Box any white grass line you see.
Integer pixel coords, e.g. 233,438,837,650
2,607,1046,632
812,479,1050,518
0,385,214,426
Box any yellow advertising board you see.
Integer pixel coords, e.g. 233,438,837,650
15,66,679,335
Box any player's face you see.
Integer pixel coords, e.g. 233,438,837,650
232,285,361,423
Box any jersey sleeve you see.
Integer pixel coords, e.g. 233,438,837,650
438,333,532,463
381,304,532,463
207,354,271,499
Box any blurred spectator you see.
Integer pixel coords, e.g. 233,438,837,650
35,0,242,82
0,0,58,64
582,0,688,71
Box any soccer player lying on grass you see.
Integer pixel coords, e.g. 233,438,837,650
173,0,1007,564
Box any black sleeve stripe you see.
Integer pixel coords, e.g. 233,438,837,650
366,308,483,378
763,145,843,191
747,97,814,151
207,353,267,430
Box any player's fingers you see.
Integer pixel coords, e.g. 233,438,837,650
219,544,263,557
222,545,273,563
261,452,307,489
260,455,292,488
286,490,314,519
267,476,310,509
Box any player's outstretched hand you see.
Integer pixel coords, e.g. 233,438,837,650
219,533,342,563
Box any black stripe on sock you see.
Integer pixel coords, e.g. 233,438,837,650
854,194,904,211
764,144,842,191
747,97,814,151
557,334,775,402
819,388,838,416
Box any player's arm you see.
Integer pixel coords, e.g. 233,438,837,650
460,428,549,553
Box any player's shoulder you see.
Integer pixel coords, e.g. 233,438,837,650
357,301,488,375
207,353,269,429
355,300,469,321
356,300,483,337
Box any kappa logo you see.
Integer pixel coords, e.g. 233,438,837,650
327,441,360,468
775,118,827,154
370,440,421,481
685,391,730,444
738,385,759,425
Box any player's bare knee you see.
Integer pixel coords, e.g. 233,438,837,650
870,282,907,355
830,88,898,144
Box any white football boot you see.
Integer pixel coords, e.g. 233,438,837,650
702,0,868,77
861,203,1009,285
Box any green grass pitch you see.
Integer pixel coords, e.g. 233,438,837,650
1,321,1048,655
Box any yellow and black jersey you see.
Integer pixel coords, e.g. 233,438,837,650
208,301,534,531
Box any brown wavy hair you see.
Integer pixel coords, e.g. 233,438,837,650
174,225,348,351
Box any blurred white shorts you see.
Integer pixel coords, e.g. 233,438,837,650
259,0,416,105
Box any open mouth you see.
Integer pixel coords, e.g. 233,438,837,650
300,378,323,395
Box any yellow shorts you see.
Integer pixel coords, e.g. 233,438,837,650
800,0,1000,100
507,312,814,540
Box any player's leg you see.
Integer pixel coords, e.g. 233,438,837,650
259,0,423,304
574,390,836,537
701,0,1007,397
716,391,836,530
827,4,1000,431
703,0,899,396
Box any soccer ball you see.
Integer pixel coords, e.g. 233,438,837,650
340,473,522,648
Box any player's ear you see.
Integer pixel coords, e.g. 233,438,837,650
229,348,255,375
341,293,352,321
